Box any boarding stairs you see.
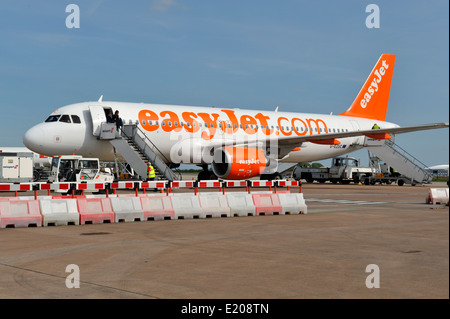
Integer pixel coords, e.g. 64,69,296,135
364,138,432,184
100,122,181,181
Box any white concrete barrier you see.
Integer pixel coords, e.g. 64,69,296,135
252,192,282,216
77,198,115,224
170,194,203,219
277,193,308,215
39,198,79,226
225,192,256,217
7,196,53,201
85,194,118,198
110,197,144,222
140,195,174,221
0,199,42,228
198,193,230,218
427,188,449,205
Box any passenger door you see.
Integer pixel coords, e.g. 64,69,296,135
89,105,107,137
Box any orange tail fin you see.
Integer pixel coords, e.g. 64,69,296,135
340,54,396,121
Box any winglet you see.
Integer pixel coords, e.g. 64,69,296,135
340,54,396,121
98,95,103,102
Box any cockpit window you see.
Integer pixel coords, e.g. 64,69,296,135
59,115,71,123
71,115,81,123
45,115,61,122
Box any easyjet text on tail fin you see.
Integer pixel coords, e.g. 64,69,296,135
340,53,396,121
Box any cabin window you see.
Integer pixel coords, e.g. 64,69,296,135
45,115,61,122
59,115,71,123
71,115,81,123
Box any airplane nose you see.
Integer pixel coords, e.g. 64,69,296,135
23,125,45,152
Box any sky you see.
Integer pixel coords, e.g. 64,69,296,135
0,0,448,167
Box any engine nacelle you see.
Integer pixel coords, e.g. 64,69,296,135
211,146,268,180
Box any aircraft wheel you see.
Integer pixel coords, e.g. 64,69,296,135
208,171,217,180
272,173,282,180
197,170,209,181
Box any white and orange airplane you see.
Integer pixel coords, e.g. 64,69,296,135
23,54,448,180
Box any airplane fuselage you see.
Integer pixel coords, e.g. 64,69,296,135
23,101,397,164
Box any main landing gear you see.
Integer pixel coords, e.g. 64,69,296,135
197,165,218,181
260,172,282,181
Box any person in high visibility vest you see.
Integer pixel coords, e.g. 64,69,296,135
147,162,156,181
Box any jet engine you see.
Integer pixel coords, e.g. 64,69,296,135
211,146,268,180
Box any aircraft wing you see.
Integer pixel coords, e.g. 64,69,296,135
207,122,448,149
275,122,449,146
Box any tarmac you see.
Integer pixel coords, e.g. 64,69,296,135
0,182,448,299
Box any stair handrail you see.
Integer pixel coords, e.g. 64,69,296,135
385,140,432,181
121,124,182,180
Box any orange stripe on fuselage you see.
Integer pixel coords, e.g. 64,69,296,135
138,109,330,141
